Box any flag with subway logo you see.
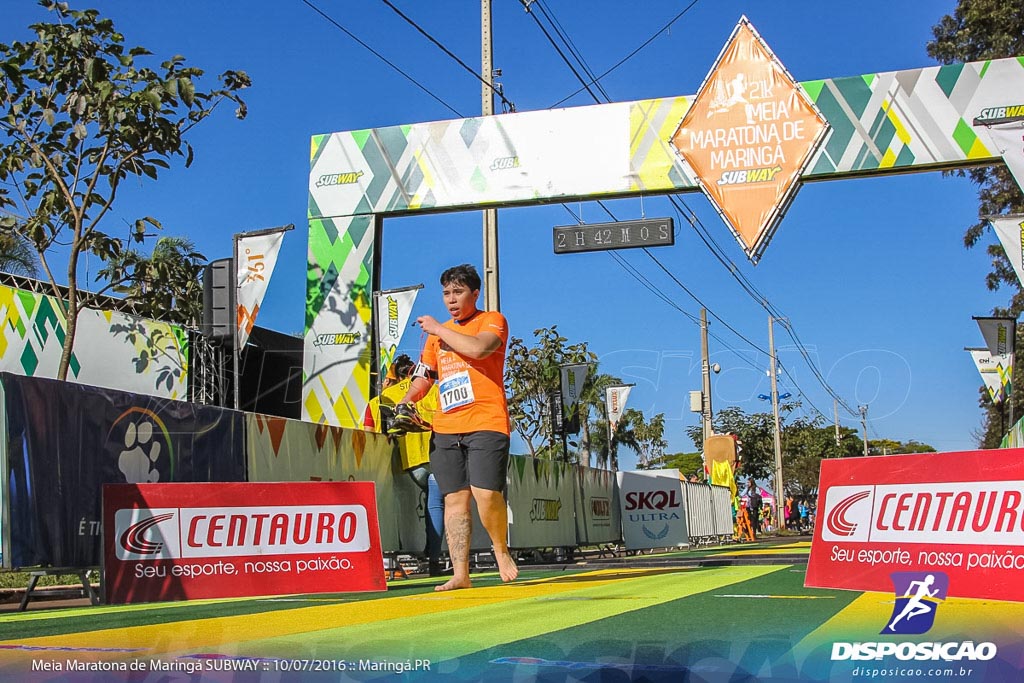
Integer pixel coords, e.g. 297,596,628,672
985,120,1024,195
374,285,421,379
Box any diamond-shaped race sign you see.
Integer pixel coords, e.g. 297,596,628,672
671,17,828,263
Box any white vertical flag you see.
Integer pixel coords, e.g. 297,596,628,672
974,316,1016,358
986,121,1024,195
988,216,1024,288
967,348,1007,403
374,285,421,375
560,363,589,433
235,227,289,348
606,385,633,432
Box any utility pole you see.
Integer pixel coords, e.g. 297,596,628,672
768,316,785,524
859,404,869,456
834,399,841,447
700,308,713,442
481,0,500,311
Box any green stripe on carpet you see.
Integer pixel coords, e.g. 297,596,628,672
442,564,857,682
165,565,787,662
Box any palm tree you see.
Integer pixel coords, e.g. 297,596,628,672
0,231,38,277
588,407,641,470
574,370,630,467
96,236,206,325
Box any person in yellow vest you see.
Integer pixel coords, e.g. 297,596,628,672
364,354,445,576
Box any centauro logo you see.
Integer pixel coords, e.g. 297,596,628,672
114,505,371,560
716,166,782,185
314,332,362,347
825,489,871,537
120,512,175,555
316,171,364,187
977,104,1024,121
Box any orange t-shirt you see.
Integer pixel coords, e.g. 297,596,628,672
421,310,509,435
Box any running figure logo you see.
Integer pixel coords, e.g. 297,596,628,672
882,571,949,635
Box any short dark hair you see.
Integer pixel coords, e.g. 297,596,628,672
392,354,415,378
440,264,481,292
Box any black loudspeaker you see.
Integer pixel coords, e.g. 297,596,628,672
201,257,235,344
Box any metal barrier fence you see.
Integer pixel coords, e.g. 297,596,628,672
0,371,738,569
682,480,735,546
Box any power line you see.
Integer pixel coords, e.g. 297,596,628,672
378,0,515,112
524,0,851,422
534,3,610,101
301,0,464,118
548,0,703,108
557,204,765,373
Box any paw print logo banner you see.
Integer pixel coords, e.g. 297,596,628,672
0,372,244,569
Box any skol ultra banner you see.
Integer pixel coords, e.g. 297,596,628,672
1,373,243,569
806,449,1024,602
103,481,385,604
616,469,689,551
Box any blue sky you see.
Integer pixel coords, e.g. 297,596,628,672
5,1,1010,468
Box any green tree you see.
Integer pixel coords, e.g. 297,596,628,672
628,410,667,468
96,235,206,325
575,371,626,468
686,404,787,481
587,407,641,471
0,1,249,378
928,1,1024,446
782,416,862,498
505,325,596,459
643,451,703,478
0,230,37,276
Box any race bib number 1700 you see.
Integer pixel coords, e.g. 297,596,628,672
439,371,475,412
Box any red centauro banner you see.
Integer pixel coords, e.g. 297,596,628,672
103,481,385,604
806,449,1024,602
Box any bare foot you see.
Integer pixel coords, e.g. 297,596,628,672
434,576,472,592
496,550,519,583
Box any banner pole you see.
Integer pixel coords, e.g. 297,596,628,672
232,233,240,411
1011,323,1016,434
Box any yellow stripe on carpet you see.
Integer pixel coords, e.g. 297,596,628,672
0,566,787,665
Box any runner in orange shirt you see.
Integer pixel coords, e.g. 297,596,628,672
396,264,518,591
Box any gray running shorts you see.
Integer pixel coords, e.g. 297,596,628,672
430,431,510,496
